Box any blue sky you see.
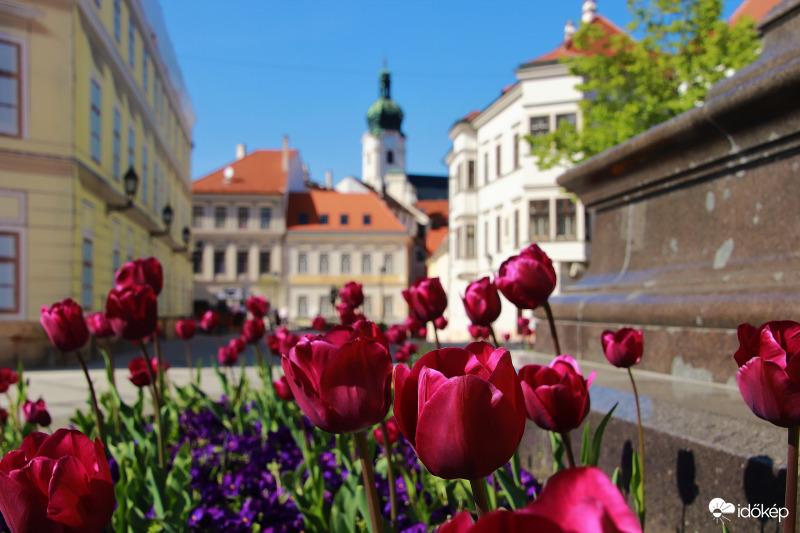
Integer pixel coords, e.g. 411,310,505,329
160,1,742,185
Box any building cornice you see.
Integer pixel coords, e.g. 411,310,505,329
515,61,572,81
472,83,522,128
0,0,44,20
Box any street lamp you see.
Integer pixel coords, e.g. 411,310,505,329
172,226,191,252
150,204,174,238
106,167,139,214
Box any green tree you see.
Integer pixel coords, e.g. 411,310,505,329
528,0,760,170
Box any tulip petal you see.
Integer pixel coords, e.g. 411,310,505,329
737,357,800,427
758,327,789,369
281,357,329,430
47,456,91,527
416,374,522,479
418,367,450,420
393,363,417,446
0,470,53,533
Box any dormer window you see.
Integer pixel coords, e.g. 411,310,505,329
298,213,308,225
363,214,371,226
320,214,329,225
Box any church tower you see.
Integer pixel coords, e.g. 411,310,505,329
362,69,406,192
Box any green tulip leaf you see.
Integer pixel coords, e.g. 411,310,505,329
495,465,529,510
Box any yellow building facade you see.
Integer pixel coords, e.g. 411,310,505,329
0,0,194,365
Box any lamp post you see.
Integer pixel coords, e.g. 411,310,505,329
106,167,139,214
150,204,174,238
172,226,191,253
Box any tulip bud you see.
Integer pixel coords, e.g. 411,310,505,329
23,398,51,427
40,298,89,353
339,281,364,309
402,277,447,324
200,310,220,332
496,244,556,310
115,256,163,295
246,295,269,318
86,312,115,338
462,277,502,327
601,328,643,368
175,319,197,340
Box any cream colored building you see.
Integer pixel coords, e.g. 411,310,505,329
0,0,193,364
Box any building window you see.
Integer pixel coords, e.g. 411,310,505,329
467,160,475,190
484,153,489,184
529,116,549,137
514,210,520,249
453,163,461,194
319,295,331,318
383,253,393,274
259,251,271,274
341,253,350,274
496,145,501,178
260,207,272,229
556,198,577,238
81,239,93,309
214,206,226,228
128,19,135,67
213,250,225,275
0,39,21,137
192,205,203,228
297,252,307,274
513,134,520,169
142,50,148,91
113,0,121,42
496,216,501,253
455,226,462,259
236,250,248,276
90,79,102,162
363,214,371,226
361,253,371,274
128,126,135,171
382,296,393,318
112,248,120,280
237,206,249,229
298,295,308,317
387,150,394,164
113,109,121,180
319,253,329,274
192,244,202,274
298,213,308,225
141,145,149,205
340,214,348,226
484,221,489,255
319,214,328,225
363,296,372,316
0,232,19,313
529,200,550,240
466,224,475,258
152,163,159,214
556,113,577,129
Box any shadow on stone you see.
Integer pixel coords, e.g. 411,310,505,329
676,449,698,533
744,455,785,531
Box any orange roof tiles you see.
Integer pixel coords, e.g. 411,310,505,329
193,149,297,195
525,14,627,65
416,199,449,256
463,110,480,122
729,0,782,25
287,190,406,233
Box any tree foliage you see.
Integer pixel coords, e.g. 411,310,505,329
528,0,760,169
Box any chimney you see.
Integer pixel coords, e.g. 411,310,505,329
281,135,289,172
235,143,246,160
325,170,333,189
582,0,597,24
223,166,234,184
564,19,576,41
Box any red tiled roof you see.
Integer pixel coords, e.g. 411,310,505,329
463,110,480,122
287,190,406,233
525,14,627,65
729,0,782,25
193,149,297,195
416,199,449,256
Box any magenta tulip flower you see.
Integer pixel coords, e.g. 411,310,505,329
462,277,502,327
86,312,115,338
114,256,163,295
601,328,644,368
105,285,157,341
495,244,556,310
245,295,268,318
402,277,447,324
174,319,197,340
40,298,89,353
339,281,364,309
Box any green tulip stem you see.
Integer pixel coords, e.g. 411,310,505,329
628,367,646,529
6,392,19,432
432,323,441,350
560,431,576,468
138,342,165,469
354,430,384,533
542,301,561,356
184,340,194,383
254,343,274,394
103,338,116,389
153,335,168,403
787,426,799,533
380,420,398,528
469,478,490,518
75,350,107,450
488,324,501,347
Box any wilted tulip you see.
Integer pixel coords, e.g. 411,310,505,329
114,256,163,295
311,315,328,332
86,312,115,338
0,368,19,393
40,298,89,353
496,244,556,310
200,310,220,332
462,277,502,327
246,295,269,318
105,285,157,341
0,429,115,533
734,321,800,427
339,281,364,309
393,342,525,479
281,325,393,434
519,355,594,433
23,399,51,427
402,277,447,324
175,319,197,340
242,318,266,344
601,328,644,368
274,375,294,402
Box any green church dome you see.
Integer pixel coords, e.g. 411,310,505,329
367,69,403,135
